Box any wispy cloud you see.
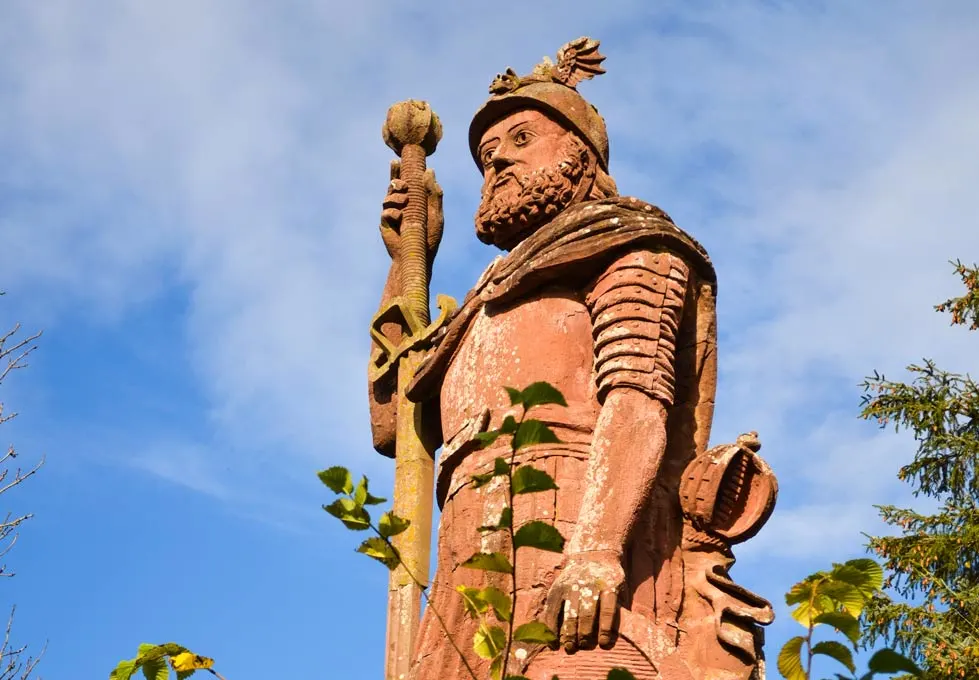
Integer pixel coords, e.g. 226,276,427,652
1,1,976,568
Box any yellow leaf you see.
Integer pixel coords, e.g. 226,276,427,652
169,652,214,671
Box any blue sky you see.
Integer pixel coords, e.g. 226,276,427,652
1,1,978,678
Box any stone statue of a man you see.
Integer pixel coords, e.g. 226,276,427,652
369,37,778,680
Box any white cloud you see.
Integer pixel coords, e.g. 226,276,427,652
0,0,976,564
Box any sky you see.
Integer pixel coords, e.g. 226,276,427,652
0,1,977,678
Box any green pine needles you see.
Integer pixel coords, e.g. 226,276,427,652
859,261,979,678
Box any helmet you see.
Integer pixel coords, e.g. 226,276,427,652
468,37,610,172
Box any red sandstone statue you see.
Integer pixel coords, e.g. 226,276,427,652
368,37,778,680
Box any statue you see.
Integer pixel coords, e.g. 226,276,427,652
368,37,779,680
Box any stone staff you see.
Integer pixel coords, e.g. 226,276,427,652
376,100,447,680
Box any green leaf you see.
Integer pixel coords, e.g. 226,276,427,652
507,382,568,409
456,585,489,618
512,465,559,495
479,507,513,533
500,416,518,434
480,587,512,623
866,648,922,675
136,644,158,657
605,668,636,680
317,466,353,494
606,670,638,680
475,430,503,448
785,574,823,606
812,610,861,646
513,419,560,450
454,586,511,622
777,636,806,680
141,659,169,680
357,536,401,570
176,672,194,680
323,498,371,530
472,623,507,660
514,521,565,553
830,559,883,599
819,581,866,617
513,621,557,644
461,551,513,573
812,640,855,673
110,660,137,680
472,458,511,488
378,512,410,538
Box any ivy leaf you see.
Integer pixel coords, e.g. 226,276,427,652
813,611,861,646
513,621,557,644
323,498,372,530
317,466,353,494
472,623,507,660
513,420,560,450
514,521,565,553
506,382,568,409
461,552,513,573
512,465,559,495
110,660,137,680
357,536,401,570
777,636,806,680
866,648,922,675
607,670,638,680
378,512,410,539
812,641,855,674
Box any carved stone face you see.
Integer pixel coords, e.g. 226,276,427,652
475,108,590,250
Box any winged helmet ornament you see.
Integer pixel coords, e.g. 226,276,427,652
488,37,607,94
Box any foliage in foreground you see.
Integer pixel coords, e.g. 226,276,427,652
109,643,224,680
321,381,636,680
859,261,979,678
778,558,920,680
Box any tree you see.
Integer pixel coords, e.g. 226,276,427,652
0,306,43,680
860,260,979,678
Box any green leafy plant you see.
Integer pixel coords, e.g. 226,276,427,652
859,260,979,678
778,558,920,680
320,381,638,680
109,643,225,680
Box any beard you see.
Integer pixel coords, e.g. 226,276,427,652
475,136,589,250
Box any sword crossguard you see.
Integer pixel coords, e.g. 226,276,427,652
369,293,457,384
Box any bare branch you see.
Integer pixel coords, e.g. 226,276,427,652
0,457,43,498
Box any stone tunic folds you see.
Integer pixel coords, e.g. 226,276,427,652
391,198,732,679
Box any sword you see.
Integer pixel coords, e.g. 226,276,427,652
374,100,455,680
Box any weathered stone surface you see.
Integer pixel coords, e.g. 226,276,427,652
369,37,778,680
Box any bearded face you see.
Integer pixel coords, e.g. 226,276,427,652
475,110,593,250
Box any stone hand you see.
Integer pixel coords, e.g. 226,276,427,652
379,159,443,264
543,551,625,652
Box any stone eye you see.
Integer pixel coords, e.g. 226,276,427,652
513,130,533,146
